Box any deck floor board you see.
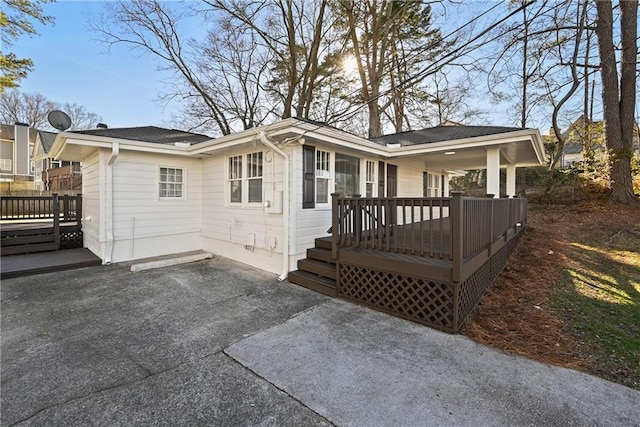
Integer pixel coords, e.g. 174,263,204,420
1,248,102,279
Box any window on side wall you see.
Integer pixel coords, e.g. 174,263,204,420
335,153,360,197
229,155,243,204
159,167,184,198
228,152,263,205
0,158,12,172
247,151,263,203
365,160,375,197
423,172,441,197
316,150,330,204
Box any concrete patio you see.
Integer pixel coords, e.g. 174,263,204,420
1,256,638,426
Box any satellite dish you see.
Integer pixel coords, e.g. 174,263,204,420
48,110,72,131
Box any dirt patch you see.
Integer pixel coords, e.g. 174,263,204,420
462,202,640,379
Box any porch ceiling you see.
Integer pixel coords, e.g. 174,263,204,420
391,139,543,171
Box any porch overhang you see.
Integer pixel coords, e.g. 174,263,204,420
386,129,547,170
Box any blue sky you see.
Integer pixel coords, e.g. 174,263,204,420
13,1,177,128
12,1,546,133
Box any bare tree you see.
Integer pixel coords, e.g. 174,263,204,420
61,103,102,130
595,0,638,204
0,90,102,130
92,1,238,135
0,90,55,128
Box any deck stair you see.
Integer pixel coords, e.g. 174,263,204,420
287,237,337,297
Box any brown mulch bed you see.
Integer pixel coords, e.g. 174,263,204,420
462,202,639,374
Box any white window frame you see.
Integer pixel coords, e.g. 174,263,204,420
365,160,376,198
159,166,185,200
246,151,263,205
228,155,243,205
0,158,12,172
425,172,441,197
315,149,331,206
226,152,264,207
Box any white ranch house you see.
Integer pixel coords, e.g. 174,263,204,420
50,118,546,282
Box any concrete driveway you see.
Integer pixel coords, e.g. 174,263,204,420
2,256,639,426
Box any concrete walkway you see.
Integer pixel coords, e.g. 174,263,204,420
1,257,638,426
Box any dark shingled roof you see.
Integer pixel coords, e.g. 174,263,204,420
369,125,526,146
38,130,57,153
70,126,211,145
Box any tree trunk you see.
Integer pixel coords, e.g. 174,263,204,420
595,0,637,204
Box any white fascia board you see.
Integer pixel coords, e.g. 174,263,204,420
187,119,300,154
389,129,544,160
530,130,548,164
188,118,390,157
51,132,193,159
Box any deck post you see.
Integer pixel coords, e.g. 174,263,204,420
53,193,60,250
76,194,83,224
331,193,340,259
450,191,464,283
352,194,361,244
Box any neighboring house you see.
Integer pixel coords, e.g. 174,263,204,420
0,123,37,182
49,118,546,278
32,130,81,191
552,117,640,168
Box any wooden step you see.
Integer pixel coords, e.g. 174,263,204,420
307,247,334,263
1,242,59,256
298,258,336,280
1,234,55,247
314,238,332,250
287,270,337,297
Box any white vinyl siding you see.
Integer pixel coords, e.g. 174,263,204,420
107,152,202,262
202,147,285,274
81,150,102,258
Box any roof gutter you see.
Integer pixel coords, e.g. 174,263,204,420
258,131,291,282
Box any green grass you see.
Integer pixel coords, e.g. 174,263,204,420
551,228,640,389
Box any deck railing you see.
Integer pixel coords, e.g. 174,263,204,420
0,194,82,222
331,192,527,282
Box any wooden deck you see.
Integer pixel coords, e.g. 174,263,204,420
1,248,102,279
289,194,529,333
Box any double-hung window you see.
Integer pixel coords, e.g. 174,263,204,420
365,161,375,197
159,167,184,198
228,152,263,205
247,152,263,203
229,155,243,204
316,150,330,204
423,172,441,197
0,159,12,172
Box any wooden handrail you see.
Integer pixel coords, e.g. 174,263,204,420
330,193,529,282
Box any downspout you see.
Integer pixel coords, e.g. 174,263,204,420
258,132,290,281
104,142,119,264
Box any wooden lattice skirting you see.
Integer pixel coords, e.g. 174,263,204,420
338,233,522,333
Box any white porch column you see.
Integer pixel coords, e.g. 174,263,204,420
506,164,516,197
486,147,501,197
